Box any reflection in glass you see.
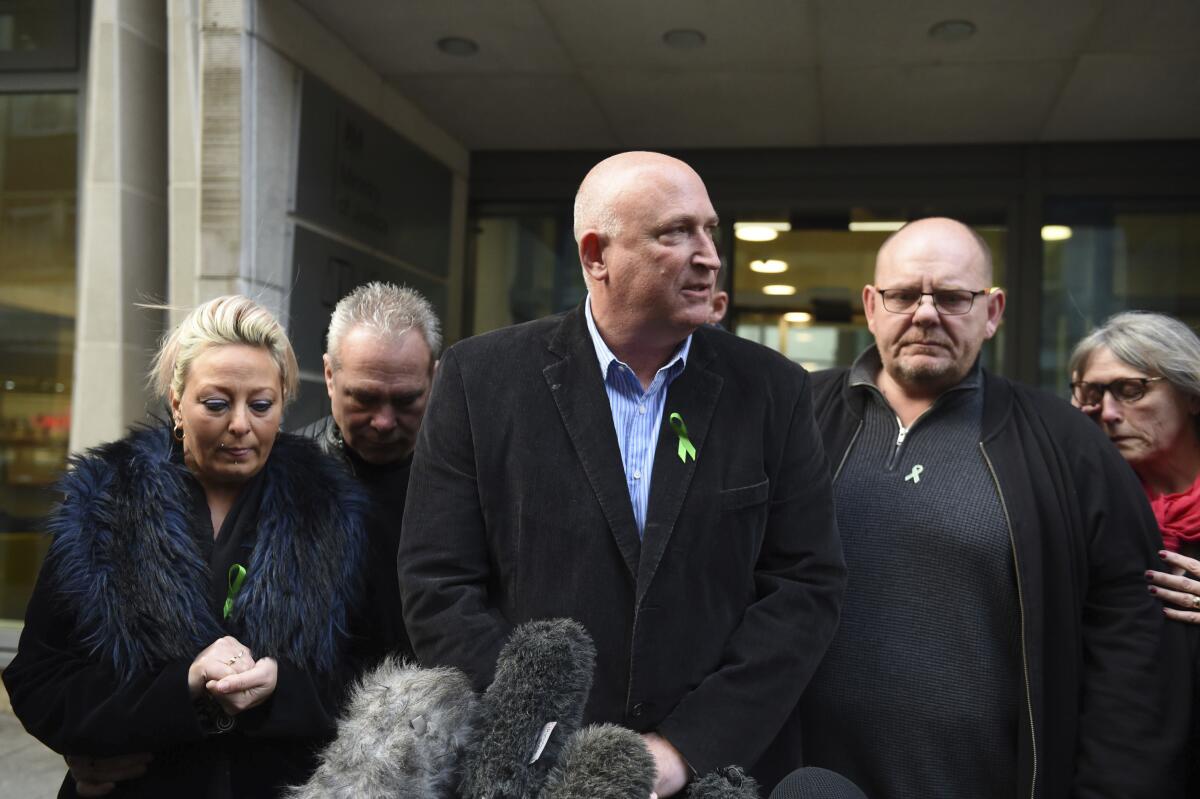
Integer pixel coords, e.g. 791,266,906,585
731,217,1006,373
471,213,585,333
1040,203,1200,391
0,93,77,620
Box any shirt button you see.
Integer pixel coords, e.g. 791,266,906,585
632,469,641,479
638,404,646,414
631,703,645,718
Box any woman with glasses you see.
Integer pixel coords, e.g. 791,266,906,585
1070,311,1200,620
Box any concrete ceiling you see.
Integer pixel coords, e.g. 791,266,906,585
293,0,1200,150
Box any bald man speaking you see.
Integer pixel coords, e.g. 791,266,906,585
398,152,845,795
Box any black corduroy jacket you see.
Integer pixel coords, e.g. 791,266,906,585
399,305,847,792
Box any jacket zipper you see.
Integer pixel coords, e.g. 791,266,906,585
980,442,1037,799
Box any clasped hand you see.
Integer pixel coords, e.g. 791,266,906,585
187,634,278,715
68,636,279,795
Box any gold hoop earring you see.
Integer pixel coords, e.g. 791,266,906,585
173,425,185,441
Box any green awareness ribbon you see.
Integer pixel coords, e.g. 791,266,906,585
223,564,247,620
669,412,697,464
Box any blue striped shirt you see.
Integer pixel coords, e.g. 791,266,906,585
584,297,691,537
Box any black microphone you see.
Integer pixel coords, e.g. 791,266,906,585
286,658,479,799
768,767,868,799
460,618,596,799
538,724,656,799
687,766,762,798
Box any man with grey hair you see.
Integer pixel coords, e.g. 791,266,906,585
802,217,1187,797
400,152,844,795
301,280,441,663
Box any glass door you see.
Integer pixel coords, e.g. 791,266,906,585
730,206,1010,374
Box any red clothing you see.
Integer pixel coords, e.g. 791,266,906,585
1144,473,1200,551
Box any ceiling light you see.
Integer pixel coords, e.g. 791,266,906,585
750,259,788,274
848,221,906,233
437,36,479,56
928,19,976,42
1041,225,1073,242
763,285,797,296
735,221,791,242
662,29,706,49
784,312,813,323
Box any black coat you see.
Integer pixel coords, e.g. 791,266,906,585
295,414,415,664
398,305,847,790
808,366,1191,798
3,427,369,798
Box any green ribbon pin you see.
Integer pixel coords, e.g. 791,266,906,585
669,412,697,463
223,564,246,620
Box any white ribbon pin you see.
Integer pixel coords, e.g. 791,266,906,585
904,464,924,484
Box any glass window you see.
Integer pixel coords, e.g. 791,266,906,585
732,212,1007,373
0,92,77,621
1040,201,1200,392
472,211,585,333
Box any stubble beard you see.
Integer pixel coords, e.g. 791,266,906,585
886,346,970,395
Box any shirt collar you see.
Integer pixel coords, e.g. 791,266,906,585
848,344,983,392
584,295,691,383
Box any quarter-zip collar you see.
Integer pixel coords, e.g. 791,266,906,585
847,345,983,464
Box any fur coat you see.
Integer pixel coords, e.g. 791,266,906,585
3,425,370,798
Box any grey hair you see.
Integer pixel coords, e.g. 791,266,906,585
325,282,442,368
1070,311,1200,407
572,189,620,243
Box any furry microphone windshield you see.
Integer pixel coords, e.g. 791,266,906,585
538,724,656,799
460,618,597,799
687,767,762,799
286,659,478,799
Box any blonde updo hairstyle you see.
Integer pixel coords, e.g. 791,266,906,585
150,295,300,406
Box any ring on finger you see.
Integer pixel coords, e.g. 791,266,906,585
225,652,243,666
1191,595,1200,610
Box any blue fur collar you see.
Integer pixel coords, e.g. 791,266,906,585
46,425,368,676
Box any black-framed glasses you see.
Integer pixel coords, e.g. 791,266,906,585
874,287,991,316
1070,377,1165,407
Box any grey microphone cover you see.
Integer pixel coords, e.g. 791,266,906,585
286,659,478,799
460,618,597,799
688,766,762,799
538,724,655,799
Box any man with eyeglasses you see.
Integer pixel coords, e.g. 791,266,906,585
800,217,1186,797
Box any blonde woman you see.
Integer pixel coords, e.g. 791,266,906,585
4,296,367,798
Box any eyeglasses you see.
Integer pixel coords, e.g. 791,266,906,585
874,287,991,316
1070,377,1165,407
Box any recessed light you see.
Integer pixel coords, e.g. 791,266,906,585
437,36,479,56
662,29,706,49
848,221,906,233
1041,225,1073,242
750,259,788,274
763,285,797,296
784,312,813,324
735,221,791,242
928,19,976,42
